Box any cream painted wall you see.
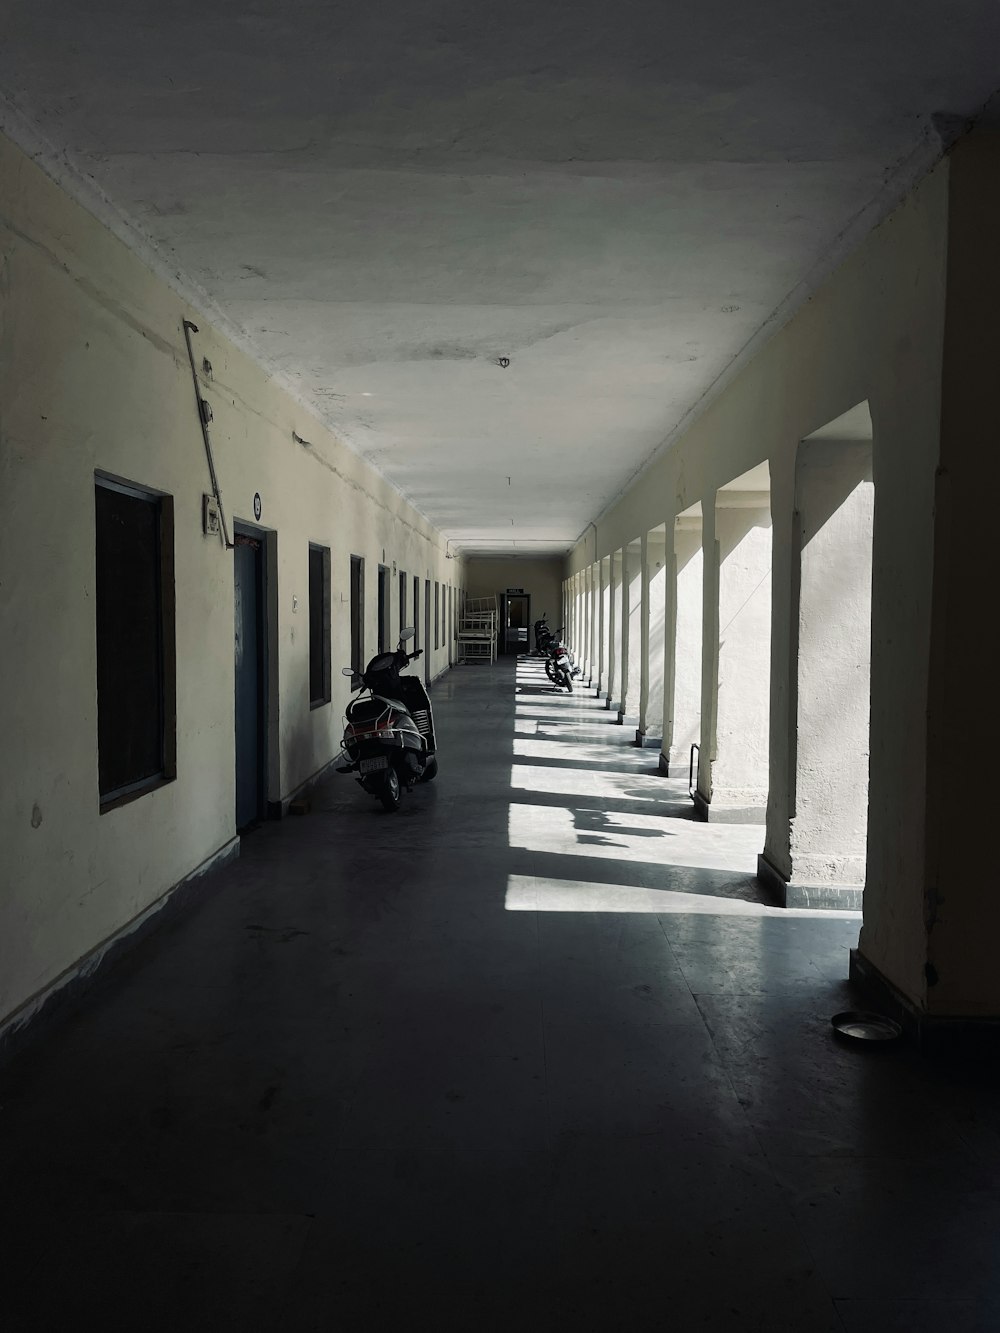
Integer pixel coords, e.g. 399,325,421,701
464,557,565,633
567,159,950,1006
0,131,462,1027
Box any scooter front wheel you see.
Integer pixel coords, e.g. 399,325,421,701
379,766,402,812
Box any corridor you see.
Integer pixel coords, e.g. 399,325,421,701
3,660,1000,1331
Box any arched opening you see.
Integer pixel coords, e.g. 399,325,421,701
665,504,703,776
641,525,668,749
701,465,772,821
620,539,643,726
606,549,624,712
790,403,873,908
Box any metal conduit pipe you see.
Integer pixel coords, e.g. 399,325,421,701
182,318,233,550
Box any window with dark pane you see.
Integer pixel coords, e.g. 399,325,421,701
95,479,174,805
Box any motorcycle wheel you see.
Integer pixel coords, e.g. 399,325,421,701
563,676,574,693
420,756,439,783
544,659,557,681
379,766,401,812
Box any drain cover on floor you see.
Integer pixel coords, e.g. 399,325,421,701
831,1010,902,1042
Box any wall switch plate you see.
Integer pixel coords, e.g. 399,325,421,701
203,493,221,536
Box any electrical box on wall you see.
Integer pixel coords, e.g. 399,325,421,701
203,493,221,537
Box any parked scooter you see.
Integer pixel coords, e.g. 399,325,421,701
337,628,437,811
545,627,580,692
543,625,564,682
533,612,554,656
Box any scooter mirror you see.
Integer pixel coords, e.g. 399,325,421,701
399,626,416,643
341,667,355,677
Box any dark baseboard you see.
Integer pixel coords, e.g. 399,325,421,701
0,836,240,1069
849,949,1000,1056
280,751,348,814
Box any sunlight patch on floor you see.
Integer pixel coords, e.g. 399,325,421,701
512,736,654,766
505,873,862,918
511,763,678,804
508,801,763,869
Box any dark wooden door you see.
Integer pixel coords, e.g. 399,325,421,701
234,535,265,830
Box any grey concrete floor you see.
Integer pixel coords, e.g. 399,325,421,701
3,659,1000,1331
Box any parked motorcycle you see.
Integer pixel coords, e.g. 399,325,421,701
533,612,554,656
545,627,580,692
337,628,437,811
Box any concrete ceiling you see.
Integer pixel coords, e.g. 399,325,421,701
2,2,998,556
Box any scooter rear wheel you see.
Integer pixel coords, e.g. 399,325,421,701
379,767,402,812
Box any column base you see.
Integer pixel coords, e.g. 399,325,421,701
850,950,1000,1056
693,791,766,824
616,710,639,727
755,852,863,911
633,730,663,749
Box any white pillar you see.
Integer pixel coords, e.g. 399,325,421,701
587,564,598,684
598,555,610,697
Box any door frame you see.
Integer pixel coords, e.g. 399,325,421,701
234,520,277,826
377,563,390,653
424,580,432,685
499,592,531,656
